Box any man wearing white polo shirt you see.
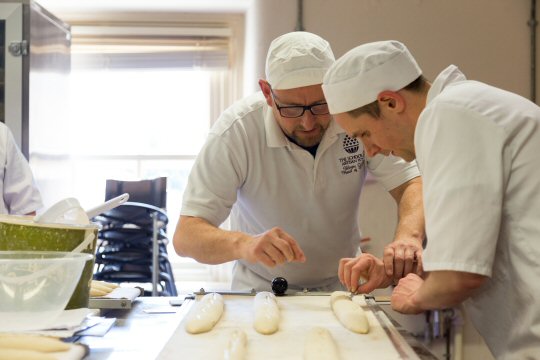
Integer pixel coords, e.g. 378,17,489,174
173,32,425,292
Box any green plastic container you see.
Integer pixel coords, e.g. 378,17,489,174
0,214,99,309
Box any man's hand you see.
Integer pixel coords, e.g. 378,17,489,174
243,227,306,267
338,253,393,294
391,273,424,314
383,238,423,282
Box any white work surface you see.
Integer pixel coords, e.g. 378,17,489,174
157,294,404,360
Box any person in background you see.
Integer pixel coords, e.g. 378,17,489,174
322,40,540,358
173,32,425,292
0,122,43,215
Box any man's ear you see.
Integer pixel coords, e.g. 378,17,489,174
377,91,405,113
258,80,273,106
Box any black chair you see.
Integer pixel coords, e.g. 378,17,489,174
106,177,167,210
92,178,177,296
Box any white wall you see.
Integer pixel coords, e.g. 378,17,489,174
245,0,534,103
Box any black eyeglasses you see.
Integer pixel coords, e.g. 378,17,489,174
270,89,330,118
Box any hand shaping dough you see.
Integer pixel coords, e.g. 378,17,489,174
223,329,247,360
253,291,280,335
303,327,340,360
330,291,369,334
185,293,224,334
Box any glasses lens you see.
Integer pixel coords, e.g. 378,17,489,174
311,103,329,115
280,106,304,118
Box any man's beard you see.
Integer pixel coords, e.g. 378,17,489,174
287,124,326,148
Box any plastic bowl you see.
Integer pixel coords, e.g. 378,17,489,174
0,251,92,332
0,215,99,309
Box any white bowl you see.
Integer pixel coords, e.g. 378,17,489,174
0,251,92,332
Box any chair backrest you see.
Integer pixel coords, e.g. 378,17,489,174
105,177,167,209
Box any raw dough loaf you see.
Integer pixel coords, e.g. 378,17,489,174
185,293,224,334
223,329,247,360
303,327,340,360
90,280,118,297
0,348,56,360
253,291,280,335
330,291,369,334
0,335,70,352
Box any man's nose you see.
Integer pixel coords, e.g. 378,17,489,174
300,112,316,130
363,140,382,157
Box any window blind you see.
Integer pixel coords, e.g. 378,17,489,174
71,25,231,69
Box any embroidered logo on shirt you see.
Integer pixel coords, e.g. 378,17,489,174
339,135,365,175
343,135,359,153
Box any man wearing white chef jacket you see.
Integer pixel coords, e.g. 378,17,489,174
0,122,43,215
174,32,425,293
322,40,540,358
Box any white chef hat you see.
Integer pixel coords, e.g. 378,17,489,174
265,31,335,90
322,40,422,114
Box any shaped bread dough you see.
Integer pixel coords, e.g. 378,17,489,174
253,291,280,334
223,329,247,360
185,293,224,334
0,335,70,352
330,291,369,334
330,291,351,306
303,327,340,360
0,349,56,360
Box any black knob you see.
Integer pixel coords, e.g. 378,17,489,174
271,277,288,296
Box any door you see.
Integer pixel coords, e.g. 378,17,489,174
0,2,23,148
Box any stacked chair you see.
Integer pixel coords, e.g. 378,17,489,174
92,177,177,296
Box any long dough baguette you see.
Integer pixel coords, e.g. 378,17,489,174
303,327,340,360
185,293,224,334
0,335,70,352
0,348,56,360
253,291,280,335
330,291,369,334
223,329,247,360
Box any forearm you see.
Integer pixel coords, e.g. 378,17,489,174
411,271,487,310
390,177,425,244
173,215,250,264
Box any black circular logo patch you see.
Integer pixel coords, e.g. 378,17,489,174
343,135,359,154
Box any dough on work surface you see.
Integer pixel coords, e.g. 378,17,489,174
90,280,118,297
0,348,56,360
0,334,70,352
303,327,340,360
330,291,369,334
223,329,247,360
330,291,351,306
185,292,224,334
253,291,280,335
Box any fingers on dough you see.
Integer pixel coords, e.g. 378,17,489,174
253,291,280,335
185,293,224,334
303,327,340,360
330,291,369,334
223,329,247,360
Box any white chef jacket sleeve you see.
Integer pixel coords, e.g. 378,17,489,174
367,153,420,191
1,125,43,214
181,132,247,226
417,102,505,277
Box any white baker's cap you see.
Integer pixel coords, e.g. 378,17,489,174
322,40,422,114
265,31,335,90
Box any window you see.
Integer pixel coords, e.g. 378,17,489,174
30,18,244,286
